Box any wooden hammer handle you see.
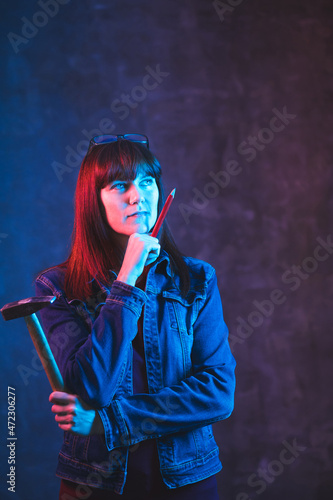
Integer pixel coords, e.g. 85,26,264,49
24,313,64,391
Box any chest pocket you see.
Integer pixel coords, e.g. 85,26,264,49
162,287,206,333
162,287,206,376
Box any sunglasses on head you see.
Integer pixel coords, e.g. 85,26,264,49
88,134,149,152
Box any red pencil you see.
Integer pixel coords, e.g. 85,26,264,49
151,188,176,237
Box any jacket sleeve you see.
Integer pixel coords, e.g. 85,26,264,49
98,270,236,451
35,277,147,407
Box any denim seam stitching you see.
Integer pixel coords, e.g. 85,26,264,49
105,299,142,317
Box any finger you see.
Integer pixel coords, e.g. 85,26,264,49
132,233,158,241
49,392,76,404
51,403,75,415
55,413,74,423
145,254,160,266
58,422,74,431
149,243,160,252
131,233,158,245
147,246,160,258
144,241,160,255
50,397,76,409
145,236,159,245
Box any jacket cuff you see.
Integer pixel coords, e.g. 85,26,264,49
106,281,147,318
98,401,129,451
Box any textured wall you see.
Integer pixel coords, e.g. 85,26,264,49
1,1,333,499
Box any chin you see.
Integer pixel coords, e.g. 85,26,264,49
137,227,149,234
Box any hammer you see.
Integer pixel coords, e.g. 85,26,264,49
1,296,64,391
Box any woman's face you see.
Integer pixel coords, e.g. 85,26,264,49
100,167,159,247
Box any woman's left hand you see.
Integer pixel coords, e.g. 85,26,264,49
49,391,103,436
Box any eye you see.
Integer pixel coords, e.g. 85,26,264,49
110,182,127,191
141,177,154,186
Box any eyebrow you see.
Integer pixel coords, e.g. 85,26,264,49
110,174,153,184
138,173,153,178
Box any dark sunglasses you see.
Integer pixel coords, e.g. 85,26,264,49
88,133,149,152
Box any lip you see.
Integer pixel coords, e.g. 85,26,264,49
127,211,148,218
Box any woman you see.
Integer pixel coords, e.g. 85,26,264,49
35,134,236,499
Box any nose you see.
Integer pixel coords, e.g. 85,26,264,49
128,184,145,205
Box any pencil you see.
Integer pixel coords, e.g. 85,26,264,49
151,188,176,237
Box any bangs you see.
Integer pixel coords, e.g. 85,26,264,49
89,140,161,190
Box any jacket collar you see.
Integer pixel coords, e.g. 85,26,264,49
150,249,173,278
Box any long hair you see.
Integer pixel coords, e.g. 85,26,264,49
60,139,190,300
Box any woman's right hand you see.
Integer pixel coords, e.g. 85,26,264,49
117,233,160,286
49,391,103,436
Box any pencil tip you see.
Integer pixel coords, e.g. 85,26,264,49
171,188,176,197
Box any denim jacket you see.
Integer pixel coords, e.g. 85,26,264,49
35,250,236,494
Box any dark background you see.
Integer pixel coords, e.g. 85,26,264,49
1,1,333,499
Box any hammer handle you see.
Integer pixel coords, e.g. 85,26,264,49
24,314,64,391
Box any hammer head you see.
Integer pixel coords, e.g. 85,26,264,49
1,296,56,321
